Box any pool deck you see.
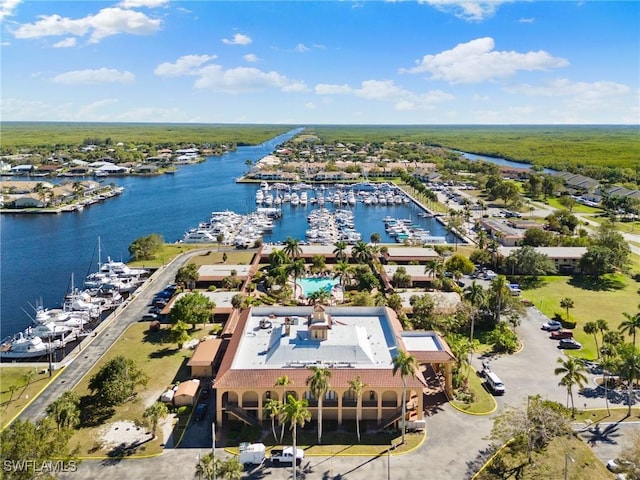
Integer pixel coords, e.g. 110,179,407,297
294,276,344,304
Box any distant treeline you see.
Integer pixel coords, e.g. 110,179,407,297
0,123,294,149
307,125,640,183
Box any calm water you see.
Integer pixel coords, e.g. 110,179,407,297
1,127,456,338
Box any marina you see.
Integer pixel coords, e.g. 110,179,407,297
1,128,457,340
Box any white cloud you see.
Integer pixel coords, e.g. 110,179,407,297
519,17,535,24
401,37,569,83
154,54,216,76
295,43,309,52
419,0,508,22
315,79,453,111
243,53,258,63
315,83,352,95
194,65,307,93
52,37,76,48
12,7,161,43
222,33,251,45
506,78,630,99
52,68,135,84
118,0,168,8
0,0,21,22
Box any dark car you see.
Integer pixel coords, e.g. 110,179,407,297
558,338,582,350
201,385,210,399
194,403,208,421
550,329,573,340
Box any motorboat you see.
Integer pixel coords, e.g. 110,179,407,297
1,332,56,359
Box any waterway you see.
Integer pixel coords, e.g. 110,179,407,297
2,127,460,338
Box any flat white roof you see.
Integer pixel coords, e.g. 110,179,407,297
401,334,440,352
384,247,440,258
232,307,399,370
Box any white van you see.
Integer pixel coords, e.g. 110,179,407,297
486,372,506,395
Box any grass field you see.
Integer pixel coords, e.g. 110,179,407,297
0,367,61,429
68,322,215,457
544,197,603,215
521,274,639,360
475,434,614,480
451,367,497,415
127,244,256,269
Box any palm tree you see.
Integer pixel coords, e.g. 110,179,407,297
306,366,332,444
464,280,486,363
283,236,302,260
351,240,372,264
268,248,288,271
392,350,418,445
332,240,348,262
554,356,588,417
219,458,243,480
599,355,617,416
46,391,81,431
617,343,640,416
487,239,501,271
264,398,282,442
5,385,17,409
281,395,311,480
490,275,509,323
596,318,609,348
348,376,367,443
619,312,640,348
195,452,219,480
370,232,381,245
424,259,444,281
333,261,353,289
275,375,292,442
476,229,488,250
19,370,35,399
142,401,169,439
559,297,574,322
288,258,306,301
583,322,600,358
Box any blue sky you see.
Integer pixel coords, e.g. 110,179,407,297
1,1,638,124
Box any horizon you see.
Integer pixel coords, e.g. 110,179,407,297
1,1,638,125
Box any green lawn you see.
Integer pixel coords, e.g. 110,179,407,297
0,367,61,430
475,435,613,480
544,197,603,214
69,322,214,457
127,244,256,268
521,275,638,360
451,367,497,415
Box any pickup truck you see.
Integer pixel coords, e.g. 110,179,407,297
270,447,304,466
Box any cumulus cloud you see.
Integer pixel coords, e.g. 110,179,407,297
243,53,258,62
194,65,307,93
12,7,161,43
315,79,453,111
52,37,76,48
222,33,251,45
401,37,569,83
154,54,216,76
118,0,168,8
295,43,309,52
0,0,21,22
419,0,508,22
52,68,135,84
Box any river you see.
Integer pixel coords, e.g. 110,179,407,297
2,127,463,338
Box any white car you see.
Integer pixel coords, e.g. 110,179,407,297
541,320,563,331
607,458,636,474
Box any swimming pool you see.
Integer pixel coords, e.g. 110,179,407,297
298,277,339,296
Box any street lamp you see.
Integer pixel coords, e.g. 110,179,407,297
211,421,216,480
564,452,574,480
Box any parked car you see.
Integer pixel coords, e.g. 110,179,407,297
194,403,208,421
141,313,158,321
201,385,210,399
541,320,563,331
550,329,573,340
558,338,582,350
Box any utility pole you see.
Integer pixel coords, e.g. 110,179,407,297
212,421,216,479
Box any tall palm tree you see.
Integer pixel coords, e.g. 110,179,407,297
306,366,332,444
220,458,243,480
599,355,617,416
275,375,292,442
264,398,282,442
464,280,486,363
348,376,367,443
283,236,302,260
333,261,354,289
559,297,574,322
583,322,600,358
332,240,348,262
476,229,488,250
288,258,306,301
392,350,418,445
554,356,588,417
487,239,501,271
424,259,444,281
19,370,35,399
268,248,288,271
596,318,609,349
490,275,509,323
46,391,81,431
281,395,311,480
619,312,640,348
351,240,372,264
617,343,640,416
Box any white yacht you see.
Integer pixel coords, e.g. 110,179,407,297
1,333,56,359
182,229,218,243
